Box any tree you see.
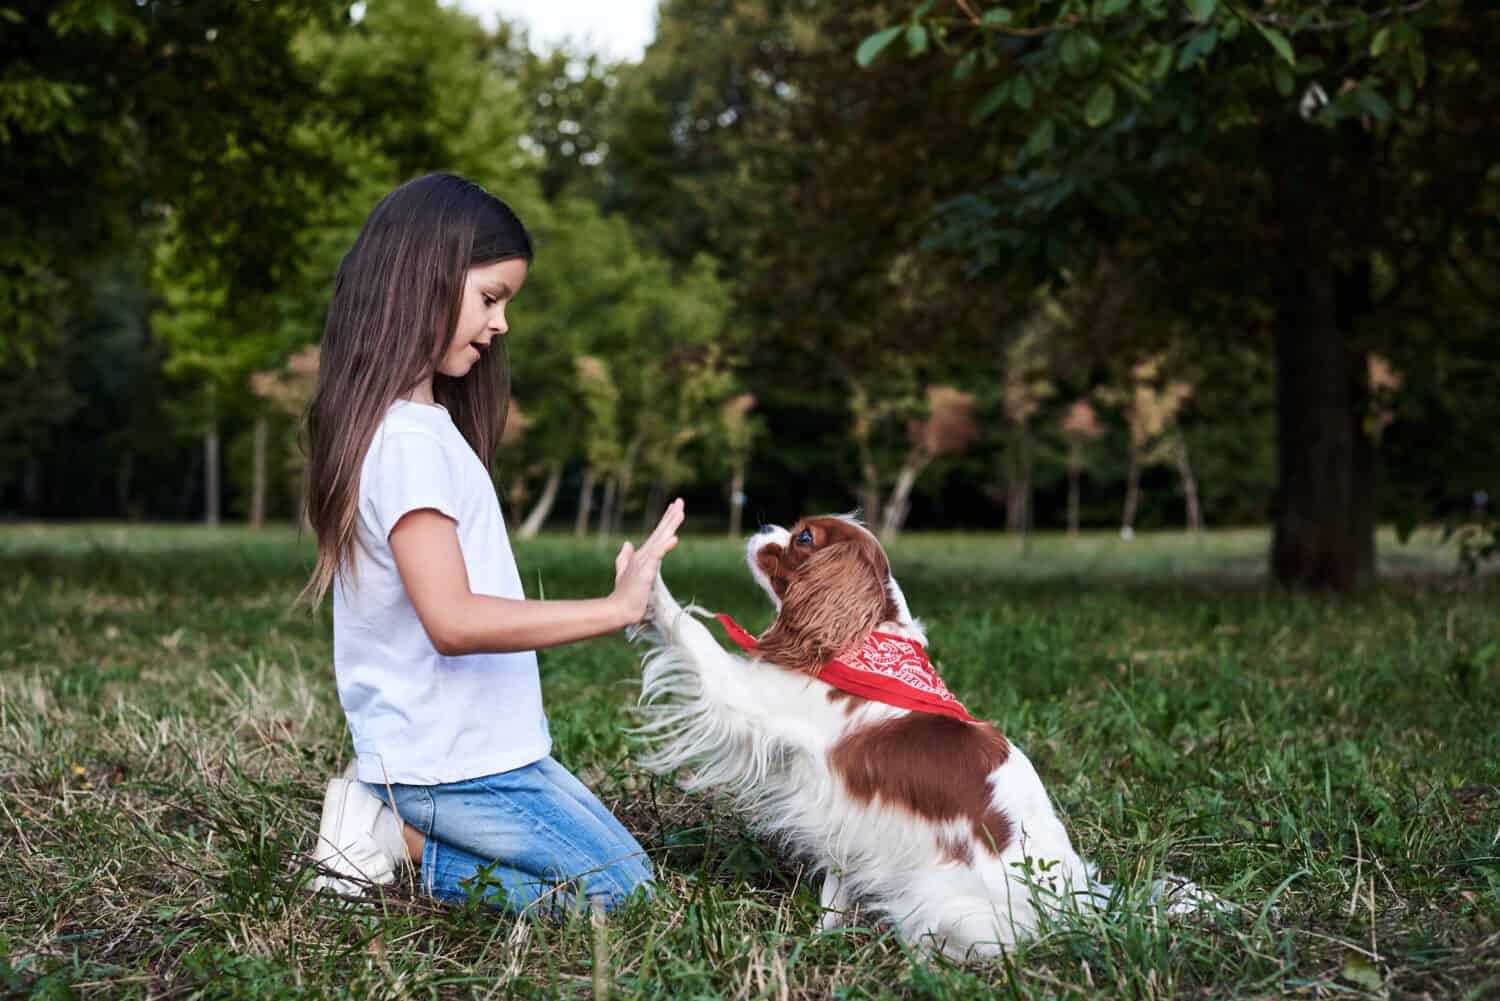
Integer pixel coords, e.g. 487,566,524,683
1097,357,1195,538
718,393,762,538
3,1,345,520
1060,400,1104,537
600,4,1026,522
869,0,1500,587
249,346,321,527
573,355,625,537
997,297,1061,534
881,385,980,539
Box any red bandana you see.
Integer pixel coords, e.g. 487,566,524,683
715,614,979,723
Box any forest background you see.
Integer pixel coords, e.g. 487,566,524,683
3,0,1498,589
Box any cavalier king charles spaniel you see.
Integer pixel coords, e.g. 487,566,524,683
634,515,1120,959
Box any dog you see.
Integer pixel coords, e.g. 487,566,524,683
633,514,1110,959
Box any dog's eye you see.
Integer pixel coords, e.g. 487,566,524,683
795,529,813,547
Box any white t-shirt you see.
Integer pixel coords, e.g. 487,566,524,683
333,398,550,785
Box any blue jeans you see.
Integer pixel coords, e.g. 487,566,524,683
366,756,652,914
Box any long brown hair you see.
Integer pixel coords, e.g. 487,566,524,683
300,173,533,606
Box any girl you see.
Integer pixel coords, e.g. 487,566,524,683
303,173,682,914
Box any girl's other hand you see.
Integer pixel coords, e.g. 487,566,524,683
611,498,685,628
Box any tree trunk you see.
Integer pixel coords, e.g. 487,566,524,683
880,451,926,540
519,461,563,539
249,415,268,529
204,424,220,526
1120,437,1141,540
1270,261,1377,589
598,478,618,537
1004,429,1030,534
21,457,40,516
298,466,312,533
1066,443,1081,538
575,467,596,538
1173,432,1203,536
728,461,746,539
115,450,134,519
611,442,640,536
642,482,665,534
856,440,882,527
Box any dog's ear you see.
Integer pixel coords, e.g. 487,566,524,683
755,542,888,674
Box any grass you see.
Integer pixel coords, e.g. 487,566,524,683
0,522,1496,999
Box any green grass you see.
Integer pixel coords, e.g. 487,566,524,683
0,523,1496,999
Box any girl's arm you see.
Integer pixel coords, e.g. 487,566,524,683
389,499,684,656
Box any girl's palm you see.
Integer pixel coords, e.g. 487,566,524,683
613,498,685,624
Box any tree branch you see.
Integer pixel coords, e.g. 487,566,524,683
1447,254,1500,309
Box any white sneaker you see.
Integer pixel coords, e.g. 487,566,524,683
310,767,406,895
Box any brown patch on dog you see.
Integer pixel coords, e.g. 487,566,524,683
938,834,975,867
829,714,1013,855
754,518,903,673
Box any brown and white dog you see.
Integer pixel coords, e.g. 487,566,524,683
634,515,1105,958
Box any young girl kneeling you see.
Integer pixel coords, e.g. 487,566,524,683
302,172,682,914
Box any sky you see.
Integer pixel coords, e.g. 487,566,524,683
457,0,659,62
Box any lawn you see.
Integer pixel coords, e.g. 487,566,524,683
0,523,1496,999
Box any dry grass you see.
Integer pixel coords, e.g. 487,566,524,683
1,524,1497,999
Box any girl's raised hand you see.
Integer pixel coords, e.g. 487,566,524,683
611,498,685,627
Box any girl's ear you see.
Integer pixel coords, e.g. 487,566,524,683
755,544,888,674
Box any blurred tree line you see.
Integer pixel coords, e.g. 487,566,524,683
1,0,1495,588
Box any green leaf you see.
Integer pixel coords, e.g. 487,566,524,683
972,81,1012,122
1351,83,1393,122
1397,77,1413,110
1097,0,1133,16
1023,118,1055,158
1254,23,1296,65
1273,60,1294,96
1061,31,1100,71
1085,82,1116,126
906,23,929,56
954,50,979,80
1151,43,1175,80
983,7,1014,25
1341,957,1383,992
1113,69,1152,103
1370,26,1391,57
1013,74,1034,110
1061,32,1084,68
1185,0,1216,23
856,25,904,67
1176,27,1217,69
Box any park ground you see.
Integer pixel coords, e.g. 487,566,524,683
0,524,1496,999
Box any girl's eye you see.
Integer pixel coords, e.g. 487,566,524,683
482,295,497,307
795,529,813,546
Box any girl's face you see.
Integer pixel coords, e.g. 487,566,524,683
437,258,529,379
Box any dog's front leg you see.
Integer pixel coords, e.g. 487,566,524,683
636,574,826,763
819,868,852,930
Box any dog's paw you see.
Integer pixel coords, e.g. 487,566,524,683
819,908,851,932
1159,876,1233,917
